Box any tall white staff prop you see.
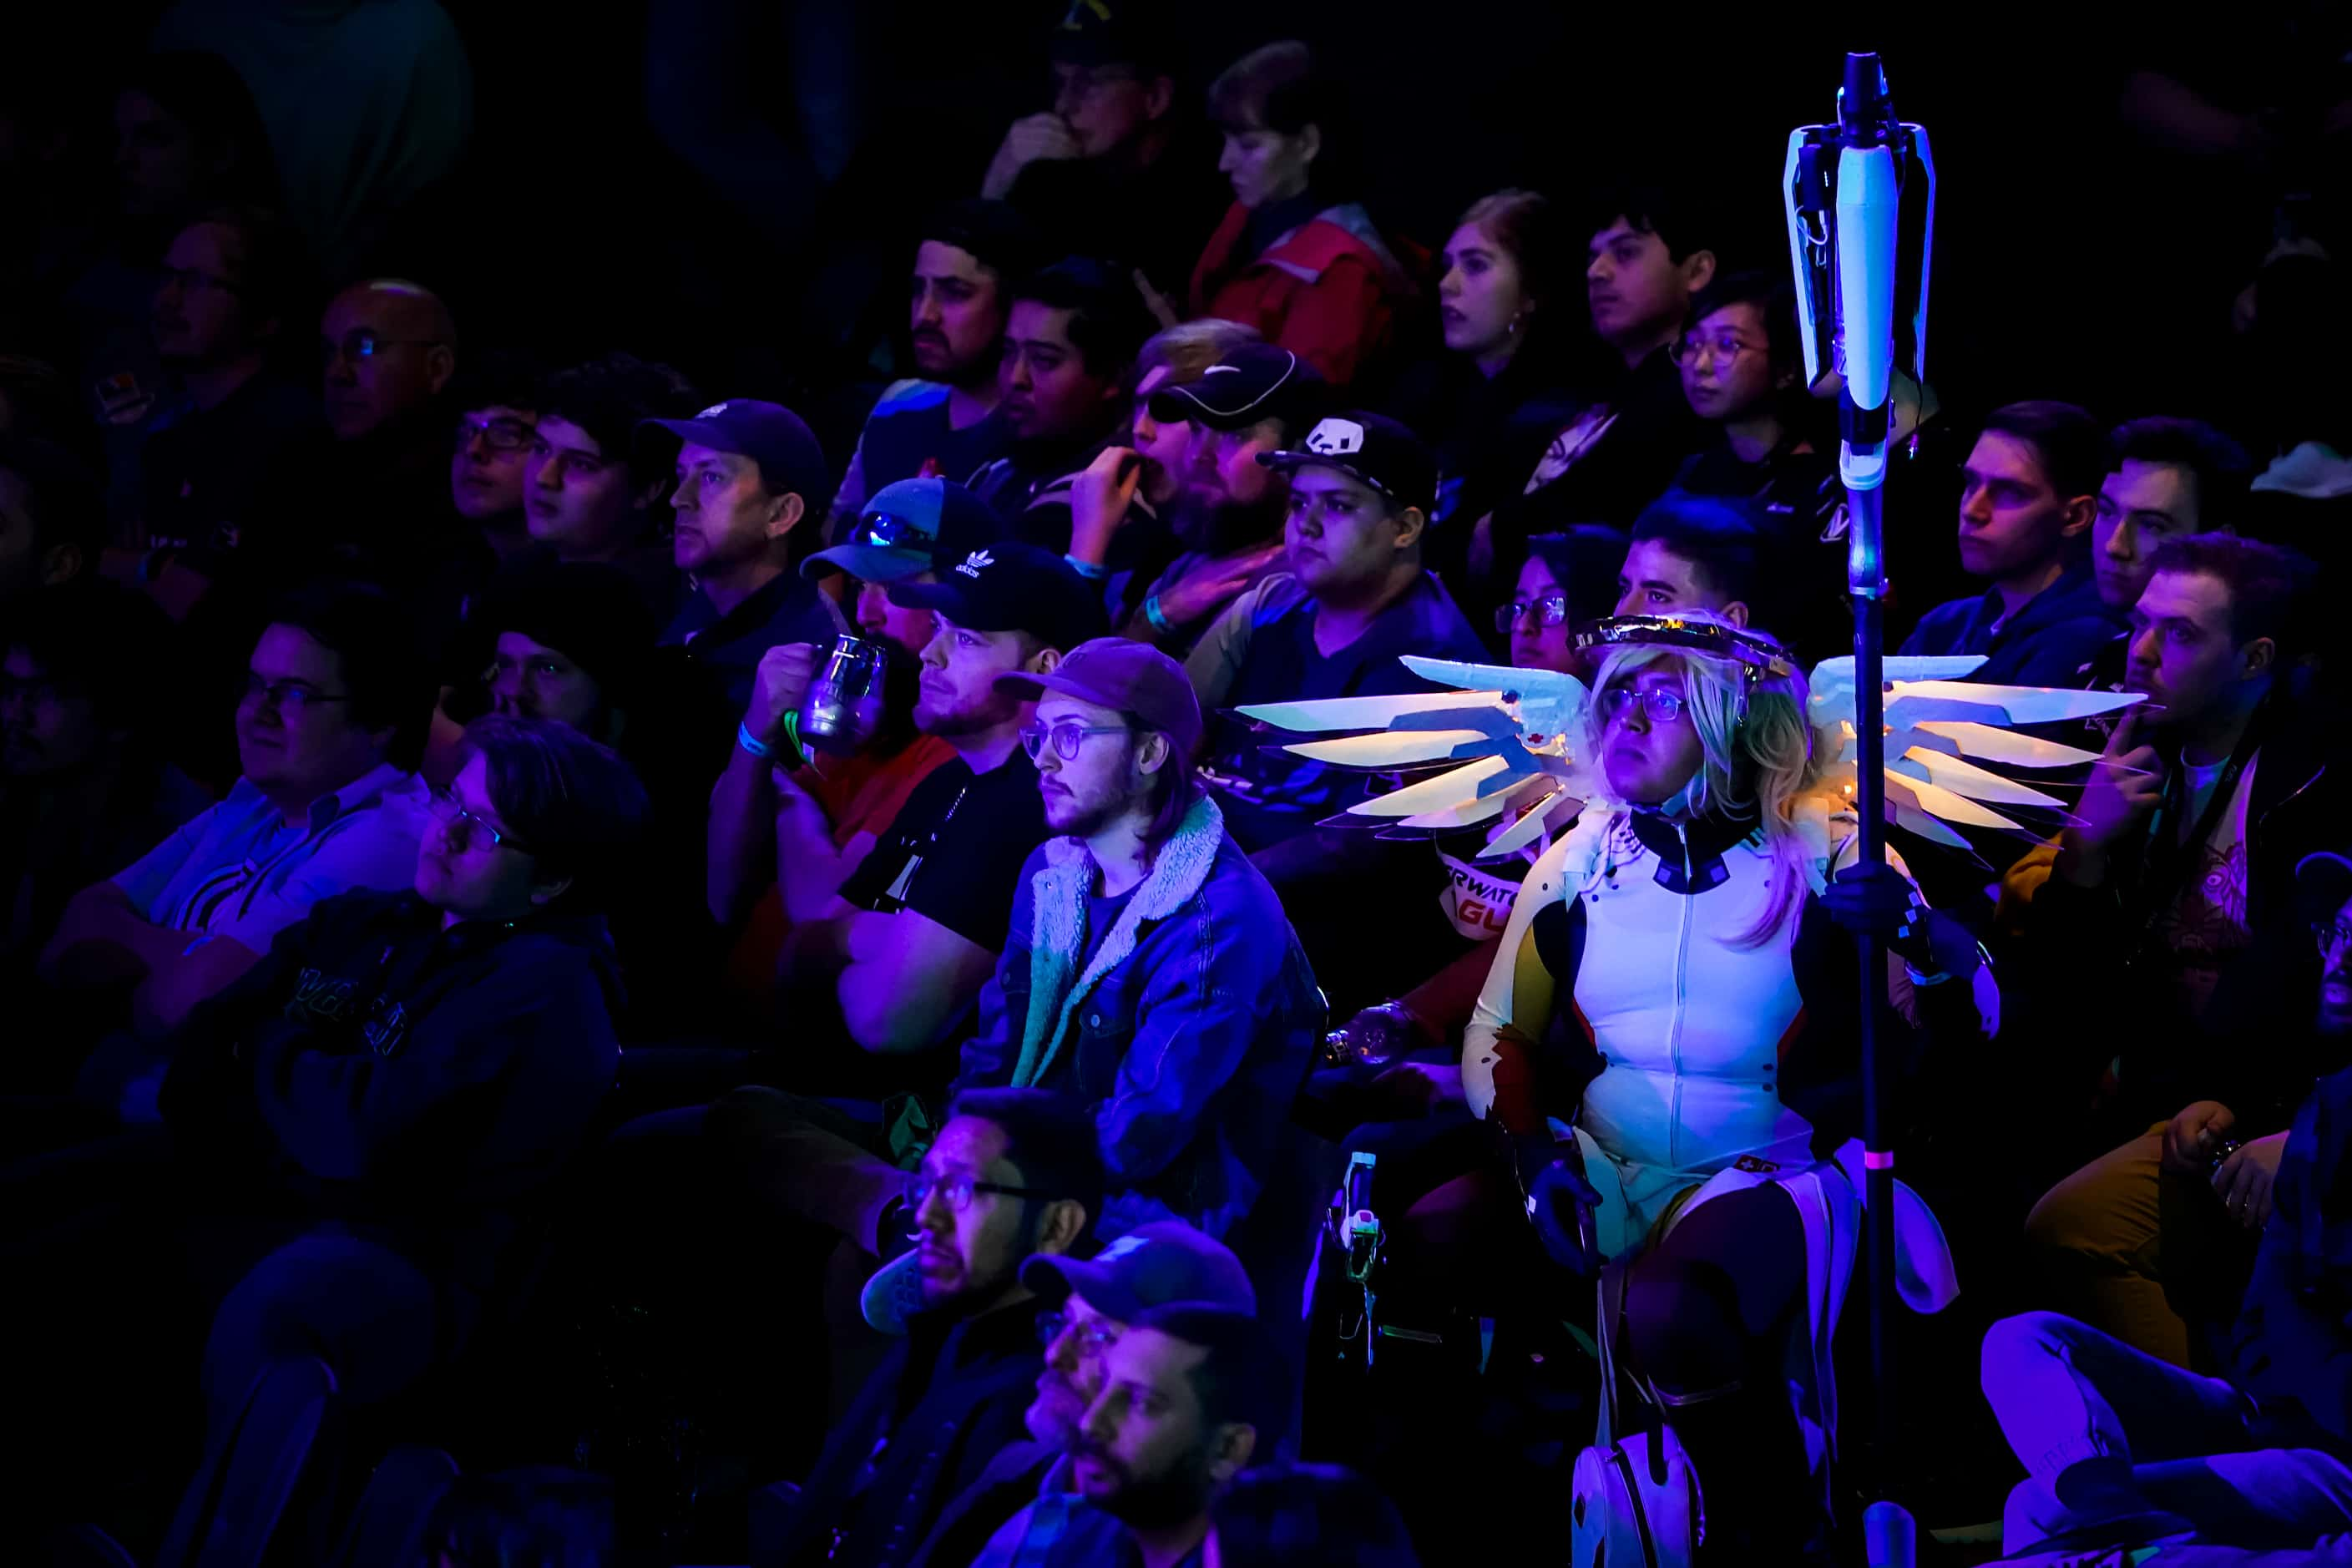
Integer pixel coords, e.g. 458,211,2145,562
1785,51,1935,1567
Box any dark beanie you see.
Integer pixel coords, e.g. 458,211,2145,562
488,563,657,701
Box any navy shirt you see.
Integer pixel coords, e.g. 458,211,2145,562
1193,571,1489,854
1897,556,2121,688
662,567,845,715
830,380,1012,533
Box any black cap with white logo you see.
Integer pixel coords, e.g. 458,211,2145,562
1146,341,1325,432
886,541,1109,654
1259,411,1439,515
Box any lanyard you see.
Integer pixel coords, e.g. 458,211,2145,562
2135,711,2263,934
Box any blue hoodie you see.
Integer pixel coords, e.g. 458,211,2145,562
160,888,624,1295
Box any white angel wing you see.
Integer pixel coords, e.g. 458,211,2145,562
1803,655,2145,841
1233,664,1592,859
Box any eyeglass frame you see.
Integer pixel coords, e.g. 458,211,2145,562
1670,333,1763,370
1019,719,1131,763
321,329,445,368
2316,920,2352,959
1597,684,1692,726
454,413,536,453
1495,594,1571,634
906,1170,1065,1213
426,784,536,857
852,508,936,551
1037,1309,1124,1357
241,674,355,715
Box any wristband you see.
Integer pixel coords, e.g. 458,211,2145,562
1144,594,1174,635
736,721,773,760
1066,554,1109,581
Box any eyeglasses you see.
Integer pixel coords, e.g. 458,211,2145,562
241,674,354,714
159,266,240,296
1495,594,1571,634
484,652,574,688
427,785,534,856
1020,721,1130,762
2317,922,2352,959
1038,1310,1123,1358
1671,335,1761,369
321,330,442,368
455,415,535,453
852,508,934,550
906,1171,1062,1212
1598,685,1691,726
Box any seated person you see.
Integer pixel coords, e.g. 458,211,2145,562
521,352,703,620
1467,614,1988,1556
1202,1464,1422,1568
169,716,649,1454
3,584,212,1004
967,258,1156,519
913,1220,1257,1568
1897,401,2122,686
447,348,544,564
1081,339,1322,657
829,200,1042,534
769,544,1106,1080
1186,411,1488,1012
1613,488,1773,630
40,581,433,1044
2075,416,2255,696
2016,543,2344,1364
753,1089,1100,1568
1190,42,1411,388
646,398,846,714
0,432,107,610
1035,1305,1290,1568
709,477,1005,936
1980,1060,2352,1555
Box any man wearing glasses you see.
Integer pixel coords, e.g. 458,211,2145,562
760,1089,1103,1568
912,1222,1256,1568
42,582,434,1057
2017,534,2351,1364
444,350,544,564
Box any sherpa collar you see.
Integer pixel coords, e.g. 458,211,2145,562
1009,794,1225,1090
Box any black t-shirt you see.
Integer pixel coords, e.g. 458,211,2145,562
840,749,1048,954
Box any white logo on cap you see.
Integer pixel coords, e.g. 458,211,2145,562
1095,1235,1150,1263
955,549,995,579
697,402,731,417
1204,364,1240,375
1305,417,1366,456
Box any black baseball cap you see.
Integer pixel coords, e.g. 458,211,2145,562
640,398,829,505
888,541,1109,653
803,478,1009,583
1260,411,1439,516
1020,1222,1257,1318
1046,0,1176,72
1146,341,1324,433
2299,852,2352,921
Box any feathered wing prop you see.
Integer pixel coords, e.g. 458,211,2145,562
1803,656,2146,851
1232,643,2146,862
1235,656,1595,860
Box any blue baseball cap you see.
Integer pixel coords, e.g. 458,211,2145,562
803,477,1008,583
1020,1222,1257,1318
640,398,830,505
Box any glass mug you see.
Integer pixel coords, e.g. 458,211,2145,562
797,635,889,756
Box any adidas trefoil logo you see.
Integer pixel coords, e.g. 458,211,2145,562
955,549,995,579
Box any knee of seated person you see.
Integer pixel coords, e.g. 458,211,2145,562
1980,1310,2079,1392
704,1085,797,1161
1624,1252,1742,1388
2023,1171,2106,1261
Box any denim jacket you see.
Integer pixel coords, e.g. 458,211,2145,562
954,794,1321,1240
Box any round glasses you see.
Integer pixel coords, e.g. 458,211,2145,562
2317,922,2352,959
1495,594,1571,634
1671,335,1761,369
1038,1310,1123,1358
854,508,935,550
241,674,352,715
1019,721,1130,762
321,329,442,368
426,786,534,856
455,415,535,453
1598,685,1690,726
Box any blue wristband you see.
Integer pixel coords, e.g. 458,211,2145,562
1144,594,1173,635
1066,554,1109,581
736,721,773,760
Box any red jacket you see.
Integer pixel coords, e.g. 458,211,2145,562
1188,200,1410,388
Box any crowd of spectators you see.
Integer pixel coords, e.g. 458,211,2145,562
8,3,2352,1566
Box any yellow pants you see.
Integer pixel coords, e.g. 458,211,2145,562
2024,1127,2259,1368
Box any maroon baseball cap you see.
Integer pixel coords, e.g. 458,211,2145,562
994,636,1201,756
